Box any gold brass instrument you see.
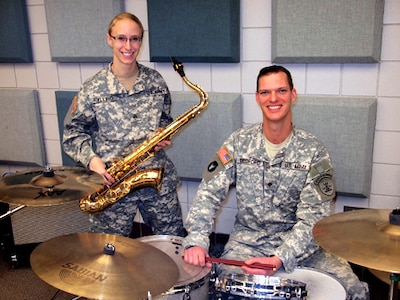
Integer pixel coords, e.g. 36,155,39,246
79,57,209,213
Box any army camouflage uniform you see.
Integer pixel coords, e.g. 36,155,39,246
183,124,369,299
63,63,184,237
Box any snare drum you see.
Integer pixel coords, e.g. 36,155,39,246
214,273,307,299
214,268,347,300
137,235,211,300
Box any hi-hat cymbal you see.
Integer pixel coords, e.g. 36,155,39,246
0,166,103,206
313,209,400,273
30,232,179,300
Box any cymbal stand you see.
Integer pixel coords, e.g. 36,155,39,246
0,205,25,221
389,273,399,300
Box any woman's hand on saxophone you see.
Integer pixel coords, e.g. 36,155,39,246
154,138,171,151
154,128,171,151
89,156,115,186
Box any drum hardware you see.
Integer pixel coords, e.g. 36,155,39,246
205,256,276,271
30,232,179,300
0,204,25,221
313,208,400,300
0,166,103,208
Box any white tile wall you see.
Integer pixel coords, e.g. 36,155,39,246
15,64,37,88
378,62,400,97
341,64,379,96
306,64,341,95
375,97,400,131
0,65,16,87
381,25,400,60
1,0,400,234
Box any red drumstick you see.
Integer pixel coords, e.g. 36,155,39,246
205,256,276,271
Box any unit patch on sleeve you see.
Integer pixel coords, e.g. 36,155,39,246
315,174,335,200
310,159,336,201
70,95,78,115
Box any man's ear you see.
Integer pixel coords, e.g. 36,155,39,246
255,91,261,106
291,88,297,104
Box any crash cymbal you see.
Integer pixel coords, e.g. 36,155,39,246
0,166,103,206
313,209,400,273
30,232,179,300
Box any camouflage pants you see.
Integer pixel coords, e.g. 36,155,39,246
89,187,185,237
216,247,369,300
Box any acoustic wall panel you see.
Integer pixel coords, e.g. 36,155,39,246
0,89,45,166
166,92,242,180
272,0,384,63
293,97,377,197
147,0,240,63
44,0,124,62
0,0,33,63
55,91,80,167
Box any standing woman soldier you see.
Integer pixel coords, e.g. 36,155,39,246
63,12,185,238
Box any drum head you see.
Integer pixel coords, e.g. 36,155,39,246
137,235,210,286
275,268,347,300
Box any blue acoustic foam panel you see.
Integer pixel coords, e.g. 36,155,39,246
147,0,240,63
0,89,45,166
44,0,124,62
0,0,33,63
293,97,377,197
272,0,384,63
55,91,81,167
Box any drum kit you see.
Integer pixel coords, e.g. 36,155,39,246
0,166,399,299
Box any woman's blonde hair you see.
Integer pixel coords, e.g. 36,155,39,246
108,12,144,38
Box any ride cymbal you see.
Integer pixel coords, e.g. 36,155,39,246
313,209,400,273
30,233,179,300
0,166,103,206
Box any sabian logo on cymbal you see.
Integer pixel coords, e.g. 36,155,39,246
59,262,108,285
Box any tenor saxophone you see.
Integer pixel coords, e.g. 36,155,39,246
79,57,209,212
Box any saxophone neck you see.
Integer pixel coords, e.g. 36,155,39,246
171,57,185,78
171,57,209,107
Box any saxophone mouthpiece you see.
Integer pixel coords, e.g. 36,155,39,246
170,56,186,78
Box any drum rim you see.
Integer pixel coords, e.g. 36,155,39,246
136,235,211,286
217,266,348,299
276,267,348,297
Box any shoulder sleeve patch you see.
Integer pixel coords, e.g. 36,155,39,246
310,159,336,201
203,146,232,182
315,174,335,201
217,146,232,165
70,95,78,115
